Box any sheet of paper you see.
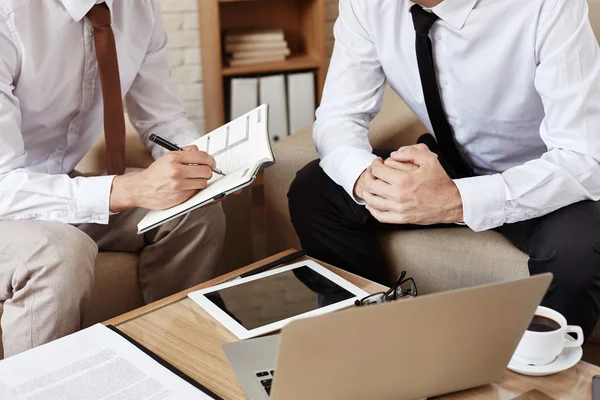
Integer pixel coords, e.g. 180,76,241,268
0,324,212,400
193,105,272,175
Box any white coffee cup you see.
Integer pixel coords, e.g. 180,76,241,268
513,306,584,366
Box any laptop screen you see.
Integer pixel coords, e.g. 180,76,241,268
204,265,355,330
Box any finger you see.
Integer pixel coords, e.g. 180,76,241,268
362,190,398,212
174,150,216,169
364,172,397,200
390,146,437,166
365,205,406,225
371,158,407,185
181,145,199,152
180,164,213,180
384,158,419,171
177,178,210,191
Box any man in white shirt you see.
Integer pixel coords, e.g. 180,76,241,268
289,0,600,339
0,1,226,356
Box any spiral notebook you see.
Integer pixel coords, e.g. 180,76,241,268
137,105,275,234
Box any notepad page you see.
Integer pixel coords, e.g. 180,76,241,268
192,105,272,176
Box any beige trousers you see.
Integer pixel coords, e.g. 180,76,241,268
0,204,225,358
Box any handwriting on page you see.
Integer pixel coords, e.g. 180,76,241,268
197,116,260,175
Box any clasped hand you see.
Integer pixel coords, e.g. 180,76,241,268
354,144,464,225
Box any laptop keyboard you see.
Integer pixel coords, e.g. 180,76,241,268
255,370,275,397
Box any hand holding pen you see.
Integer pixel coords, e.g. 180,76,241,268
109,135,221,213
149,134,225,176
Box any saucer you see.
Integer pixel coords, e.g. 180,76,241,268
508,337,583,377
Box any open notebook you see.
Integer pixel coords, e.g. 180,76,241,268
137,105,274,234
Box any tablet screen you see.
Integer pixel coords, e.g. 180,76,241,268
204,265,355,330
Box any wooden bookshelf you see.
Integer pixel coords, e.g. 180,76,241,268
198,0,327,132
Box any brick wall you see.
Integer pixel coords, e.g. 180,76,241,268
159,0,205,133
159,0,339,134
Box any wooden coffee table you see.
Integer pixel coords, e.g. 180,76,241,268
105,249,600,400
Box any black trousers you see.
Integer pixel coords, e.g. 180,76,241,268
288,153,600,340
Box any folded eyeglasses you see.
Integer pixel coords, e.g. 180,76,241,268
354,271,417,307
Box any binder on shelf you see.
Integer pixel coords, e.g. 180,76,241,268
230,77,258,120
286,72,316,134
259,74,289,143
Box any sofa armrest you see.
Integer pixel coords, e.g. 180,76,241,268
265,84,425,254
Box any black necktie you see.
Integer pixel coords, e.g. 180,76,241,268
410,4,472,178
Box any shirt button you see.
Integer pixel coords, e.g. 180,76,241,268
435,33,443,40
484,218,494,227
448,117,456,125
441,79,449,86
92,214,99,221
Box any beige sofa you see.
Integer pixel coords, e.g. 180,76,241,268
0,122,255,358
265,4,600,360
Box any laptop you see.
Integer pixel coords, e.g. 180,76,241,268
222,274,552,400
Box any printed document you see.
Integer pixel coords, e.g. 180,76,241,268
0,324,212,400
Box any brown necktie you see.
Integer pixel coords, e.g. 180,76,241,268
87,3,126,175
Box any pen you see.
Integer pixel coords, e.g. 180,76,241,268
149,134,225,176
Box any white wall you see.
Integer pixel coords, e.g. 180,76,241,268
159,0,339,134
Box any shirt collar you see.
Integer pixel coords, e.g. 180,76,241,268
427,0,478,30
60,0,114,22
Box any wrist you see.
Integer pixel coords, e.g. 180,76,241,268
354,169,368,200
109,173,138,212
447,181,464,223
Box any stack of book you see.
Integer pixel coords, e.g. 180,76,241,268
224,29,291,67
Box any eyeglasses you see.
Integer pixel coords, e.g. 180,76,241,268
354,271,418,307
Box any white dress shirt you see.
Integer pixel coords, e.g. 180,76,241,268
316,0,600,231
0,0,199,224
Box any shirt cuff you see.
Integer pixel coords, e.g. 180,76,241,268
320,149,377,204
453,174,506,232
75,175,115,224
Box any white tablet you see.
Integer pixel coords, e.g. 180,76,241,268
188,260,369,339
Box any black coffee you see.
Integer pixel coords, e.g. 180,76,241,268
528,315,561,332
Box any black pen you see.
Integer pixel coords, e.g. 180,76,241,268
149,134,225,176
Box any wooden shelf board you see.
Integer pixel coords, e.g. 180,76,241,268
222,54,320,76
